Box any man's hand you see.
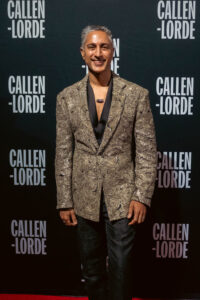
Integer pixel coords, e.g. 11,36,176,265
59,209,78,226
127,200,147,225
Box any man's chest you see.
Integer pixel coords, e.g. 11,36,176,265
91,85,109,122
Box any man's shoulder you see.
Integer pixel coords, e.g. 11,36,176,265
57,76,87,99
116,74,149,95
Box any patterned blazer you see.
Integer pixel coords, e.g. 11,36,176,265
55,72,157,222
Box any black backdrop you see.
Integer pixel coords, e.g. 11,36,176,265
0,0,200,298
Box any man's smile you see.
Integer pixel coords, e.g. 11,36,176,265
91,59,106,66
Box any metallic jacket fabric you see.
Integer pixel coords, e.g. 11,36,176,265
55,72,157,222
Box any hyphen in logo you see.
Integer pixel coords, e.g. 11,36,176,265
8,75,46,113
7,0,45,38
152,223,189,258
157,1,196,39
9,149,46,186
157,151,192,188
82,38,120,75
11,220,47,255
155,77,194,115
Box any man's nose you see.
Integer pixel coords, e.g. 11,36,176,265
94,46,102,57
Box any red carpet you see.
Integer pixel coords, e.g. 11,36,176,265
0,296,88,300
0,296,87,300
0,295,147,300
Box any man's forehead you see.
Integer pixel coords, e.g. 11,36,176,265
85,31,111,44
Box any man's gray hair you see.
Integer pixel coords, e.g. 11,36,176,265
81,25,113,48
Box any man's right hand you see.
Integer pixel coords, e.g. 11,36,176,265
59,209,78,226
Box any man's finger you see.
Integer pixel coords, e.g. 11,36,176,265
128,209,139,225
138,212,145,224
61,212,71,226
127,202,134,218
71,211,78,226
65,212,72,225
60,209,77,226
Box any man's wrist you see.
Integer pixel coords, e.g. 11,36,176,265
130,199,148,208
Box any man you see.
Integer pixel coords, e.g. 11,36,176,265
55,25,157,300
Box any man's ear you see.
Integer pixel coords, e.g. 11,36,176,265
80,47,85,60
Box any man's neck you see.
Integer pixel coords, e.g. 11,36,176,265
89,70,112,87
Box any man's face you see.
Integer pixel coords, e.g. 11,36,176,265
80,30,114,74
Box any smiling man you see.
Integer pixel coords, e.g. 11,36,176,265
55,25,157,300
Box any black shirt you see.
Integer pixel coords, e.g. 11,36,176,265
87,76,113,146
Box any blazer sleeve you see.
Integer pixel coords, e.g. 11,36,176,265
132,89,157,207
55,91,74,209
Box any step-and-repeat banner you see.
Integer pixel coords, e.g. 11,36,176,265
0,0,200,298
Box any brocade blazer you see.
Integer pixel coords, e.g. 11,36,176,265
55,72,157,222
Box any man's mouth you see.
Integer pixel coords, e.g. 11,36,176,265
92,60,105,66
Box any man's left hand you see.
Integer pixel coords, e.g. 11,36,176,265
127,200,147,225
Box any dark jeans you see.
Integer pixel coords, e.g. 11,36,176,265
76,189,136,300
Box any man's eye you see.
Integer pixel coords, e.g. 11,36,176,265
88,45,95,49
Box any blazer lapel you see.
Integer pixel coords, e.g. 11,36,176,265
76,72,127,154
77,75,100,151
97,73,127,154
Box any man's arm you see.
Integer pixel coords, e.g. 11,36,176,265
55,91,77,226
128,89,157,225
